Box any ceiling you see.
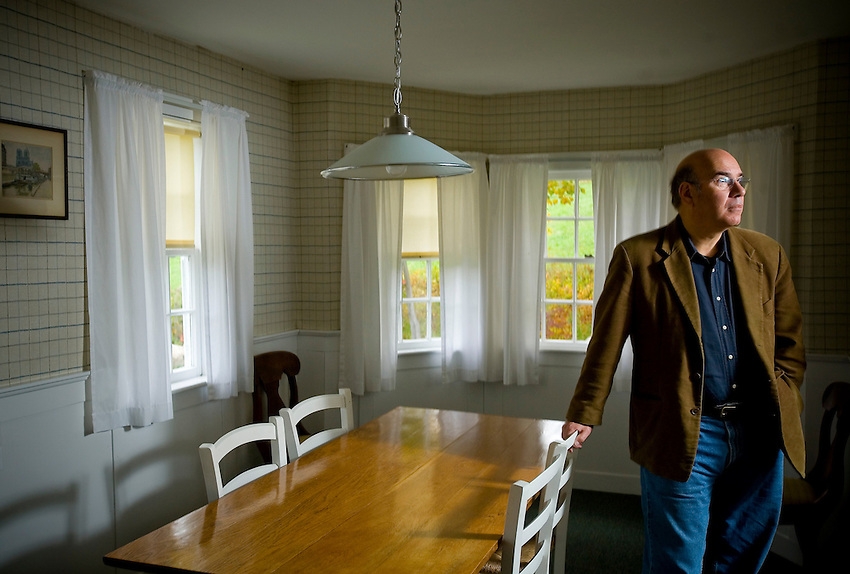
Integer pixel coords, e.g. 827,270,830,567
72,0,849,95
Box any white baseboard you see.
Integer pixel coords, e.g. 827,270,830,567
573,470,641,496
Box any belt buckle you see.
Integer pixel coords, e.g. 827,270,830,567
717,402,739,418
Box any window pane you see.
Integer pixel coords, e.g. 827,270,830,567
577,263,595,300
401,302,428,340
545,303,573,340
169,255,183,310
544,171,594,344
578,180,594,218
578,220,595,258
547,180,576,217
431,302,441,338
402,260,428,298
171,315,185,369
546,221,574,258
577,304,593,341
545,262,573,299
430,260,440,297
400,256,441,345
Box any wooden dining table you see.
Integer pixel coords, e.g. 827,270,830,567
104,406,564,573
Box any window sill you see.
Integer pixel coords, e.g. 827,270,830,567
398,346,440,356
398,342,589,355
539,341,589,353
171,376,207,394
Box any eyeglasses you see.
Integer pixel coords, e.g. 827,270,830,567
711,175,750,190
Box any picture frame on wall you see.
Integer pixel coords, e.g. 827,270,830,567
1,119,68,220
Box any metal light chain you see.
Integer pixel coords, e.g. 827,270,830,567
393,0,403,114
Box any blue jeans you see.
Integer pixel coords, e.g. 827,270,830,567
640,416,784,573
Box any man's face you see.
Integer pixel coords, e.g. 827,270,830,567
691,151,747,232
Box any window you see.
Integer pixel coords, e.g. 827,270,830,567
542,169,595,344
164,109,203,383
399,178,441,347
395,167,596,351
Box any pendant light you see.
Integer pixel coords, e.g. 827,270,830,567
321,0,473,180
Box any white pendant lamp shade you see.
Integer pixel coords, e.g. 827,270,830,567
320,1,473,181
321,113,473,180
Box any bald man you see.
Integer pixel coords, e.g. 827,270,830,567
563,149,806,572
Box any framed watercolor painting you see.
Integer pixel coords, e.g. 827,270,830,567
1,119,68,219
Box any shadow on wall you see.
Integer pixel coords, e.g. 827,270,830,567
0,484,111,573
110,437,212,545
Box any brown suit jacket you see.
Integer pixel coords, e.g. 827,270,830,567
567,218,806,481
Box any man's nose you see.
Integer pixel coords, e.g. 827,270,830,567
731,181,746,196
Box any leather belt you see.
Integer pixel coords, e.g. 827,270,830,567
703,401,744,419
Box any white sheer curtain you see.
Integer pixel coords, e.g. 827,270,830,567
592,151,665,392
663,127,795,251
484,155,549,385
712,125,795,252
339,180,404,394
199,102,255,399
84,70,172,431
438,153,489,383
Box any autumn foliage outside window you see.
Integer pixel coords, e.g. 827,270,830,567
544,174,595,342
399,172,596,347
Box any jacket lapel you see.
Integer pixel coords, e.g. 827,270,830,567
658,220,701,337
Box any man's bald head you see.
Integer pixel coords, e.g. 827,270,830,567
669,149,735,209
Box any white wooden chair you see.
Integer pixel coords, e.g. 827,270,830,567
280,388,354,461
198,416,287,503
481,440,569,574
549,431,579,574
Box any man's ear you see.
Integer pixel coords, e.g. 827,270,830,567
678,181,695,206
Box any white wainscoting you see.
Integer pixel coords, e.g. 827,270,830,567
0,333,846,571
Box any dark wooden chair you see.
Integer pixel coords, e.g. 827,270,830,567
253,351,307,463
780,381,850,570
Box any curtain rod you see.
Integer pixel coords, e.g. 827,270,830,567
163,92,203,111
82,70,203,111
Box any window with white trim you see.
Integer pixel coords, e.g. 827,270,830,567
164,109,204,383
399,178,440,348
542,169,595,344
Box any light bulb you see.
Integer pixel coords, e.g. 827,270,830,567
386,164,408,176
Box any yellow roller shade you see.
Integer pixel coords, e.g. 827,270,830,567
402,178,439,257
164,123,199,248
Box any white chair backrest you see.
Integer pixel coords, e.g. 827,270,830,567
547,432,578,574
280,388,354,461
500,440,569,574
198,416,287,503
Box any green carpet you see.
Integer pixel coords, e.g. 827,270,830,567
562,489,804,573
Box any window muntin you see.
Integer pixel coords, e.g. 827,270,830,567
543,170,595,344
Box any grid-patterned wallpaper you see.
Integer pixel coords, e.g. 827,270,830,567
1,0,847,389
0,0,298,386
302,39,849,355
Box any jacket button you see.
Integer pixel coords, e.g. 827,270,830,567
690,408,699,416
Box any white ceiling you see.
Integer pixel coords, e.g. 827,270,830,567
72,0,849,95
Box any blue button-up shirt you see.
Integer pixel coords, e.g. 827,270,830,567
682,226,739,407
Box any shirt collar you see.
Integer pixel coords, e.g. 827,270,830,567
678,218,732,263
